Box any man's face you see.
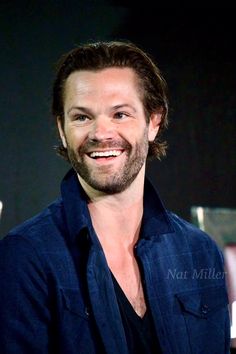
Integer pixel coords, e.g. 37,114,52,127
58,67,160,194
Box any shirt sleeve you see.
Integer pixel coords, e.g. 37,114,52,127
0,234,51,354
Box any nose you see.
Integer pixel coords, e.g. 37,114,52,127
88,116,115,141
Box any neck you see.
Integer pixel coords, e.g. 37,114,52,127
78,166,145,247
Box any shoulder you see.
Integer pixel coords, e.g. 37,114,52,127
168,210,216,242
0,197,66,258
0,194,83,293
167,211,224,262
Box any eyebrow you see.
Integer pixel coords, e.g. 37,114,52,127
112,104,137,113
67,104,137,115
67,106,93,115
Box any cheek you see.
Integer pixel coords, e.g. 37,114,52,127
121,121,147,140
64,127,86,148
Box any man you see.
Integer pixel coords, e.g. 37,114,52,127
0,41,231,353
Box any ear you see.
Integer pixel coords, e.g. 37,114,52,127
148,112,162,142
57,117,67,148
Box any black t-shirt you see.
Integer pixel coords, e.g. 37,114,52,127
111,273,162,354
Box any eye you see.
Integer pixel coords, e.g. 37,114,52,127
75,114,89,121
114,112,129,120
72,114,91,124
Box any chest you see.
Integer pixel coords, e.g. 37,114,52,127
103,247,147,317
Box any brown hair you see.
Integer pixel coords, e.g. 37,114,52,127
52,40,169,160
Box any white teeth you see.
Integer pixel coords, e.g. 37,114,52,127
89,150,122,158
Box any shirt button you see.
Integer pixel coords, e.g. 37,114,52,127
201,304,209,315
85,307,90,317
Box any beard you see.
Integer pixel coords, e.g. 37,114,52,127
66,130,149,195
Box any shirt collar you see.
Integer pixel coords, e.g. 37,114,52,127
142,178,174,238
60,168,93,243
61,168,174,244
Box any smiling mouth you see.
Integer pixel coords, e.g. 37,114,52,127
88,150,123,159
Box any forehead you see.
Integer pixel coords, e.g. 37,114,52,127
64,67,141,100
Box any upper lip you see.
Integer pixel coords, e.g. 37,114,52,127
86,148,124,154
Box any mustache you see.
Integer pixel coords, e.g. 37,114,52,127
79,139,131,153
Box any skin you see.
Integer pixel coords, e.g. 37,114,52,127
57,67,161,316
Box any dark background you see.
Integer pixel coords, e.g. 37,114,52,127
0,1,235,237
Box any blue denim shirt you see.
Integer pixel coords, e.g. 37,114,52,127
0,169,231,353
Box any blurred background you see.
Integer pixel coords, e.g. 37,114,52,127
0,1,235,236
0,1,236,349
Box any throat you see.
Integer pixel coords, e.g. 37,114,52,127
88,199,143,247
